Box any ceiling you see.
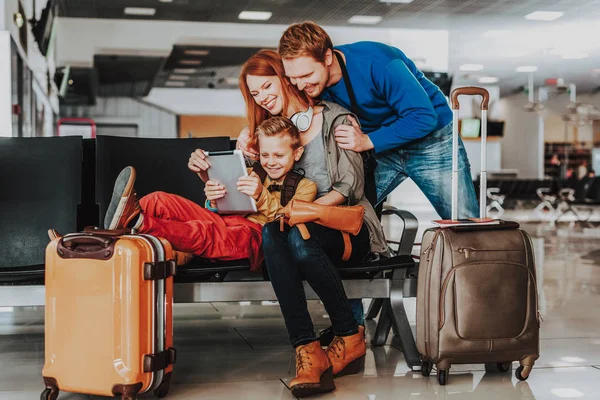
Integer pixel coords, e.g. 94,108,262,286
55,0,600,97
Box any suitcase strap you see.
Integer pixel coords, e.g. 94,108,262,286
144,260,177,280
144,347,177,372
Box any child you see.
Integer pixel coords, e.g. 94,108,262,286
103,117,317,270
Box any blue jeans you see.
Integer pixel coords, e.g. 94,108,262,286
262,221,371,347
348,122,479,324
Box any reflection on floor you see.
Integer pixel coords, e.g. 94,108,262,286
1,220,600,399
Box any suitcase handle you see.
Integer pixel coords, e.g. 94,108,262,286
451,87,490,110
57,234,116,260
62,235,112,249
450,86,490,220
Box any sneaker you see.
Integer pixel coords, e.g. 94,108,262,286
104,166,141,230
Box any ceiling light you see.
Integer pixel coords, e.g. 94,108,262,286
225,77,240,85
184,49,210,56
238,11,272,21
460,64,484,72
166,81,186,87
378,0,414,3
550,388,584,398
180,60,203,66
159,0,174,3
516,66,538,72
478,77,499,84
169,75,191,81
560,52,589,60
551,49,589,59
525,11,563,21
124,7,156,16
348,15,382,25
173,68,197,74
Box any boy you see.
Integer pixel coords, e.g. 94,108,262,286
104,117,317,270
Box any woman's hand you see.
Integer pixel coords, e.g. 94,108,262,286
204,180,227,202
237,126,259,161
189,149,210,181
237,172,263,200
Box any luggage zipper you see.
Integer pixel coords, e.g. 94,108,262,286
425,231,442,262
424,230,442,358
457,247,522,259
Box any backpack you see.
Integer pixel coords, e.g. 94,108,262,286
251,164,304,207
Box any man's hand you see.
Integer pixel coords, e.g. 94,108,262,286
333,115,374,152
237,172,263,200
237,126,260,161
204,180,226,202
189,149,211,182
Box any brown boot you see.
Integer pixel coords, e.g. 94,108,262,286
104,166,141,230
326,325,366,377
289,341,335,398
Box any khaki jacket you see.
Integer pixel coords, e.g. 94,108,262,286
319,101,388,255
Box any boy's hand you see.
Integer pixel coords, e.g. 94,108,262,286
204,180,226,201
237,127,259,161
237,172,263,200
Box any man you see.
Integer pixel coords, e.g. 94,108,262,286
276,21,478,219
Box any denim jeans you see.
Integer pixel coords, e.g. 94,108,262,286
348,122,479,325
375,122,479,218
262,221,372,348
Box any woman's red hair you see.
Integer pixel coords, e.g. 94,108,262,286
239,49,310,152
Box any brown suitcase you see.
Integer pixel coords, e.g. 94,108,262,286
416,87,540,385
42,231,176,400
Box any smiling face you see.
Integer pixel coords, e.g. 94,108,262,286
282,53,332,98
258,134,303,181
246,74,285,116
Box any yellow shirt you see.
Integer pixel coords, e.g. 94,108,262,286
246,171,317,226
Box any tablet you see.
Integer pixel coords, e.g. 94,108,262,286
205,150,258,214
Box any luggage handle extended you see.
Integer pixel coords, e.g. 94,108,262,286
450,86,490,220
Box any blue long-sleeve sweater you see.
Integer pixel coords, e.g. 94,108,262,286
320,41,452,153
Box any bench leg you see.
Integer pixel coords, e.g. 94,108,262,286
389,269,421,371
366,298,383,320
371,301,392,346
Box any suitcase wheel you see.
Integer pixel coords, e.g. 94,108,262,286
154,371,172,398
421,361,433,377
437,369,448,385
515,365,531,381
485,362,512,373
40,388,58,400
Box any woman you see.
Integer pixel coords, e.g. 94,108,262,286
238,50,388,397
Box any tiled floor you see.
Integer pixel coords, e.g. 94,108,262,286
2,217,600,399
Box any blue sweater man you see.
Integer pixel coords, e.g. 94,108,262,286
278,22,479,331
279,22,478,219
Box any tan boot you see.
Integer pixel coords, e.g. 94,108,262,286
289,341,335,397
326,325,366,377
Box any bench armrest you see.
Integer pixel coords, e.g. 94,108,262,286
382,207,418,257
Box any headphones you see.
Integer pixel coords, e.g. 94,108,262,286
290,106,314,132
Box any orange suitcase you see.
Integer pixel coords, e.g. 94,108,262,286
42,232,176,400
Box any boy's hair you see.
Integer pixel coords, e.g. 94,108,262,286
255,117,301,150
278,21,333,62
